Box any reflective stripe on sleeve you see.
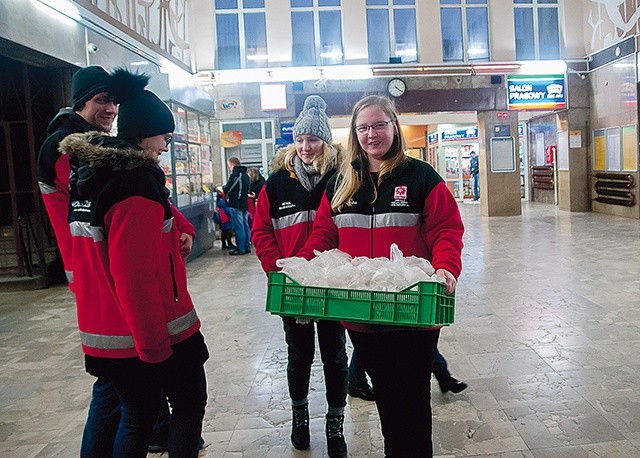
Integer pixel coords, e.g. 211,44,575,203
70,221,105,242
79,309,199,350
167,308,199,335
271,210,316,230
80,332,135,350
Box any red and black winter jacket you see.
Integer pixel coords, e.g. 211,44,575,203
37,109,96,287
61,132,201,364
298,156,464,333
252,166,337,274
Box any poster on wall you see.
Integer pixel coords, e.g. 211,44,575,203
605,127,621,171
621,125,638,171
556,131,569,170
593,129,606,170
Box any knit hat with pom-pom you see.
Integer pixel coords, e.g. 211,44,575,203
109,68,175,140
293,95,332,144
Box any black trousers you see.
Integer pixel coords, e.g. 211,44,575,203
282,317,348,408
348,328,440,457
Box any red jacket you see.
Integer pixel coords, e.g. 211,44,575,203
252,166,336,274
37,109,95,287
298,156,464,333
62,132,200,363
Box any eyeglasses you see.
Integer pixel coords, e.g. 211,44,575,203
354,120,393,134
164,134,173,146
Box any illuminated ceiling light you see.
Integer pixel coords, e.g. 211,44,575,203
34,0,82,25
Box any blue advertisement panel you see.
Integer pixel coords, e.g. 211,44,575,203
428,132,439,144
507,75,567,110
440,128,478,142
280,122,294,143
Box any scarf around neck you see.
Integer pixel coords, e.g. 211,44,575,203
293,155,322,191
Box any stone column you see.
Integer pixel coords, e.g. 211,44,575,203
476,110,522,216
557,109,590,212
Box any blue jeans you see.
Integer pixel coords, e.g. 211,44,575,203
80,378,121,458
432,348,450,385
283,317,348,408
98,334,208,457
473,174,480,199
228,207,251,253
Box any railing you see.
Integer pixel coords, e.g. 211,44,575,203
532,166,554,190
593,173,636,207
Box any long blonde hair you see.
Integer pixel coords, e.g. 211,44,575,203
271,142,336,175
331,95,407,212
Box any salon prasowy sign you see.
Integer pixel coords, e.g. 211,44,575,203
507,75,566,110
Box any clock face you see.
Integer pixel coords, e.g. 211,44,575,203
387,78,406,97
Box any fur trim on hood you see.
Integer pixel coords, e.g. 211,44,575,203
59,131,156,171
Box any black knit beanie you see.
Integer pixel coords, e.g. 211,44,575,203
109,68,175,140
71,66,110,110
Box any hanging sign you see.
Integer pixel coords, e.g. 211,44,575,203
507,75,567,110
441,128,478,142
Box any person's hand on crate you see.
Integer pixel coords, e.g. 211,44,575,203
436,268,457,294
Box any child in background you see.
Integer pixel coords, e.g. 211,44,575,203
214,193,235,250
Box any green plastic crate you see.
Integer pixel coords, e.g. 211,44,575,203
266,272,455,327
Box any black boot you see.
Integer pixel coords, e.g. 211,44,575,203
291,404,310,450
326,414,347,458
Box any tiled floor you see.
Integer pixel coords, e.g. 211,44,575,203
1,202,640,457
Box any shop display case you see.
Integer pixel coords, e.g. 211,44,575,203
161,102,215,209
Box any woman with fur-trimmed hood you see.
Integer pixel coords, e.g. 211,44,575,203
252,95,348,458
62,69,208,457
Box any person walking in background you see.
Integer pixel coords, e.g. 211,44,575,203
63,68,209,457
298,95,464,457
252,95,348,458
223,156,251,255
433,349,468,394
469,150,479,200
247,166,265,228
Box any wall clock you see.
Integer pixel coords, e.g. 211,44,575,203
386,78,406,98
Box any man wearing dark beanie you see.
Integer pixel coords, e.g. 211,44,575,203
36,66,121,457
38,65,116,288
62,68,209,457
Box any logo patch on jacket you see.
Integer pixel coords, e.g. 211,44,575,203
279,201,296,211
394,186,407,200
391,186,410,207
